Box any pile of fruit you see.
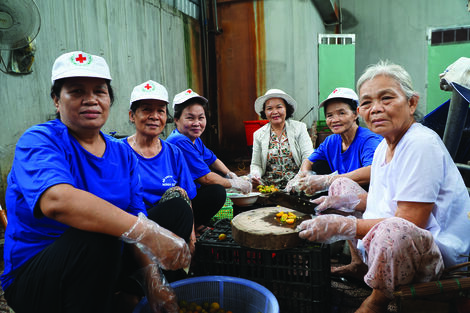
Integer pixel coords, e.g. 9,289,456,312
274,211,298,224
256,184,279,193
177,300,233,313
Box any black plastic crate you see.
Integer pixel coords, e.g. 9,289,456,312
193,219,331,313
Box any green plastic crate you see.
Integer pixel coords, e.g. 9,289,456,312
212,197,234,220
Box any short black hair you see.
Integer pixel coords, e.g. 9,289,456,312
259,99,294,120
323,98,359,125
173,98,208,120
130,100,173,123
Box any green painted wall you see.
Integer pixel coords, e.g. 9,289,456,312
318,44,355,120
427,43,470,113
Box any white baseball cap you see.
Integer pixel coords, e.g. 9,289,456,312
254,89,297,116
51,51,111,84
172,89,208,111
319,87,359,108
129,80,169,108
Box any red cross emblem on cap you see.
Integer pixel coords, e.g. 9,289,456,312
75,53,87,63
186,89,192,94
144,83,152,90
71,52,92,65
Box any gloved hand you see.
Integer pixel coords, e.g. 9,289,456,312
120,213,191,271
284,171,308,193
311,193,360,214
140,264,179,313
298,172,337,195
225,171,238,179
229,176,252,194
248,170,264,187
297,214,357,244
439,57,470,91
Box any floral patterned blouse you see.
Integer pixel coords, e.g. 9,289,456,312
263,127,299,189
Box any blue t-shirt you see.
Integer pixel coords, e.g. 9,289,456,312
166,129,217,188
1,119,145,289
122,138,197,208
308,126,383,174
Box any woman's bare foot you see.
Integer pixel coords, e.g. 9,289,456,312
331,240,368,280
355,289,390,313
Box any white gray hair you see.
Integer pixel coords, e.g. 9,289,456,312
356,60,420,119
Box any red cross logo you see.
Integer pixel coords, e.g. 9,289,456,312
75,54,87,63
186,89,192,94
144,84,152,90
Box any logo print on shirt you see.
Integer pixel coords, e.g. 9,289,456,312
162,175,177,187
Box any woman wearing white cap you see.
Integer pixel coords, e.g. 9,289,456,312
123,80,197,282
250,89,314,190
1,52,189,313
298,61,470,312
295,87,382,196
167,89,251,236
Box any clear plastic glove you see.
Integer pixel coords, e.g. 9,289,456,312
284,171,308,193
311,194,360,214
297,214,357,244
248,170,264,187
439,57,470,91
140,264,178,313
225,172,238,179
299,171,338,195
120,213,191,271
229,176,252,194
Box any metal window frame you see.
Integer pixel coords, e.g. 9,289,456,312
318,34,355,45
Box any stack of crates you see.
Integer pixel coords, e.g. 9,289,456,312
193,219,331,313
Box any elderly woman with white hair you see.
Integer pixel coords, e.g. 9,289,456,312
250,89,314,190
297,60,470,312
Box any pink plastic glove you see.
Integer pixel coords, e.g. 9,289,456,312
140,264,178,313
311,194,360,214
229,176,252,194
120,213,191,271
297,214,357,244
298,173,337,195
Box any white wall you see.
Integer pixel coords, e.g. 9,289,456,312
263,0,325,129
341,0,470,118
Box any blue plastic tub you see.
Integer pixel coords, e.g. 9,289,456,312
133,275,280,313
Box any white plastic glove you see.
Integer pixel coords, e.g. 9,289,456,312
120,213,191,271
297,214,357,244
139,264,178,313
439,57,470,91
229,176,252,194
311,193,360,214
299,172,338,195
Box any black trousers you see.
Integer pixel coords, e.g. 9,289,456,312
4,197,194,313
191,184,226,226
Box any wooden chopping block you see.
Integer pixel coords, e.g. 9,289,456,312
231,206,312,250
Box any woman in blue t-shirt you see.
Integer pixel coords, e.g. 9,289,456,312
123,80,197,260
294,87,383,194
1,52,189,313
167,89,251,236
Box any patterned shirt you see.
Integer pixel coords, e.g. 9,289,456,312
263,128,299,189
